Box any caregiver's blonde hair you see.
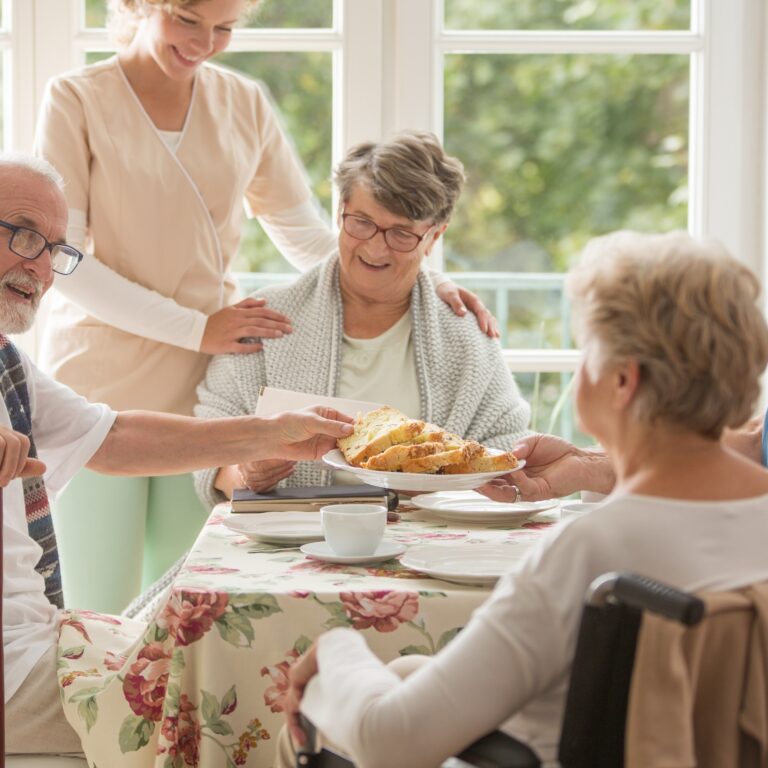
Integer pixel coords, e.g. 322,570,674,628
567,230,768,438
107,0,260,48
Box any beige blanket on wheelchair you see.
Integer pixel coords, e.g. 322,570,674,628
626,582,768,768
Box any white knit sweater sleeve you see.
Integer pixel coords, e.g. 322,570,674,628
193,352,264,508
467,341,531,449
57,209,209,351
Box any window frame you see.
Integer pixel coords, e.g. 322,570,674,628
1,0,766,379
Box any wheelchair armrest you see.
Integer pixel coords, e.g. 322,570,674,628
448,730,541,768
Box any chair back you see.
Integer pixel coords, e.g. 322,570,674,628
558,572,705,768
557,602,641,768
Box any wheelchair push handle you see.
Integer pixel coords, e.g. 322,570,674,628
588,571,705,626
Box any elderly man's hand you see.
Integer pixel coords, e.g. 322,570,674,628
236,458,296,492
285,643,320,747
0,425,46,487
479,433,614,502
264,407,354,462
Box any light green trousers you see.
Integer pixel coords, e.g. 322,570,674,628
52,470,209,613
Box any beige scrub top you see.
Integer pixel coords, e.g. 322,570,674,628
34,57,312,415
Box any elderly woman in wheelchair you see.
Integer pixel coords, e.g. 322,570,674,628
280,231,768,768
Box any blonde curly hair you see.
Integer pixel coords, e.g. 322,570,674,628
107,0,261,48
567,230,768,438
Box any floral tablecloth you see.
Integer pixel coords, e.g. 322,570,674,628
57,502,559,767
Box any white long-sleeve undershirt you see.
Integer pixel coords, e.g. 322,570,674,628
58,200,338,351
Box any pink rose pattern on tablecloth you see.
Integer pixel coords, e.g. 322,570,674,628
55,508,540,767
341,590,419,632
159,693,202,766
183,564,241,575
157,589,229,646
260,647,301,713
104,650,127,671
58,590,283,765
122,641,172,721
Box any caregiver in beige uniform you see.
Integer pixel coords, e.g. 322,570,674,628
34,0,495,613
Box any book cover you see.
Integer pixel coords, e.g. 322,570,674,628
231,484,396,512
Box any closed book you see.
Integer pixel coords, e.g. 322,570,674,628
231,484,396,513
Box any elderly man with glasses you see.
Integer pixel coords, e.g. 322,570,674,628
195,131,531,504
0,152,354,755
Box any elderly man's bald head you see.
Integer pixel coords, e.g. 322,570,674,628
0,153,64,192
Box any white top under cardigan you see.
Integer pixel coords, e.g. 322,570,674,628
301,493,768,768
2,347,116,702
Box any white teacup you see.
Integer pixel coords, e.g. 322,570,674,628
321,504,387,556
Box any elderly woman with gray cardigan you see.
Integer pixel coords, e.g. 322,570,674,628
194,131,530,507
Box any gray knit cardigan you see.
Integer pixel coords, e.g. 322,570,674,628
194,257,530,508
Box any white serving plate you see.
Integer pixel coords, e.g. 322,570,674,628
223,512,323,545
411,491,559,524
322,449,524,493
400,541,537,586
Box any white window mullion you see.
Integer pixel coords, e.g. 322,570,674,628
699,0,764,276
32,0,80,141
8,0,34,151
391,0,443,269
341,0,383,152
391,0,435,134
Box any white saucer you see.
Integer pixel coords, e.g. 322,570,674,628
223,512,323,545
300,540,406,565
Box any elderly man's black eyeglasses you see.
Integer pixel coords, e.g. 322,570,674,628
341,212,435,253
0,219,83,276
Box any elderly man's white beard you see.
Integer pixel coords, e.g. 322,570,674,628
0,267,43,333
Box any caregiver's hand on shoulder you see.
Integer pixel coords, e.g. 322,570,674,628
0,425,46,487
201,297,293,355
264,407,354,462
436,280,500,338
237,458,296,492
285,643,319,747
479,433,614,502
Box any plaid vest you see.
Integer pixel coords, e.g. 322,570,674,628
0,334,63,608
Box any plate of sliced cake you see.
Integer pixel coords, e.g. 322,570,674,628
323,406,524,492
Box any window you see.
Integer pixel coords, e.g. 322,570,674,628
0,2,7,150
3,1,766,437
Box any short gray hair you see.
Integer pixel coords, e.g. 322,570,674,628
0,152,64,190
334,131,465,224
567,230,768,438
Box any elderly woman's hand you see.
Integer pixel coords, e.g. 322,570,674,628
478,433,615,502
237,458,297,492
285,643,320,747
435,281,500,339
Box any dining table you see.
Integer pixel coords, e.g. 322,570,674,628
56,499,562,768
